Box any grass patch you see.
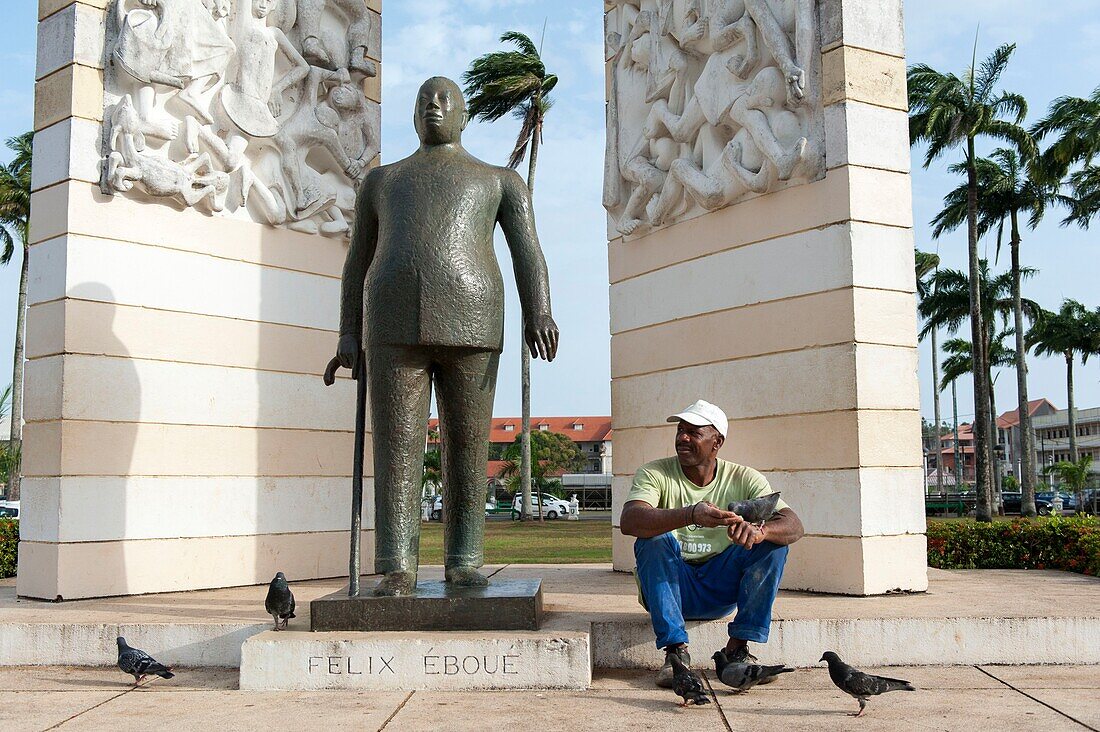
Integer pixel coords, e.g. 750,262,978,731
418,520,612,564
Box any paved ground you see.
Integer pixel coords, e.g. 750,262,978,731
2,665,1096,731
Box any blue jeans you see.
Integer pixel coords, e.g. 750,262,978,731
634,532,788,649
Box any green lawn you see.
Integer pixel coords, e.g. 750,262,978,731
418,520,612,564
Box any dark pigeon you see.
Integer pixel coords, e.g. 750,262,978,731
116,637,174,686
669,652,710,707
712,649,793,691
820,651,915,717
265,571,296,631
727,492,782,525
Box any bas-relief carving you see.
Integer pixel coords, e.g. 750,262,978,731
603,0,825,237
101,0,380,237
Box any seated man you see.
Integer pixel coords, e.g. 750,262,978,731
620,399,804,688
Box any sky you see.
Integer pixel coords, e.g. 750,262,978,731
0,0,1096,424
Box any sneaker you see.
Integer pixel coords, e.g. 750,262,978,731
726,644,780,684
656,645,692,689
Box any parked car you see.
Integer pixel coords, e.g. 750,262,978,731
1036,491,1077,512
511,493,573,520
1000,492,1052,515
425,496,496,521
0,500,17,518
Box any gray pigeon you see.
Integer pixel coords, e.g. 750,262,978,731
265,571,296,630
727,492,782,525
820,651,915,717
116,637,174,686
712,649,793,691
669,652,710,707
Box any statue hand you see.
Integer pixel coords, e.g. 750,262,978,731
269,95,283,118
524,313,559,362
337,334,361,372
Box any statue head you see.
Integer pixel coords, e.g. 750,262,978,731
253,0,277,19
413,77,468,146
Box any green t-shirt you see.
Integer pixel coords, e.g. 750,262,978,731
626,457,790,562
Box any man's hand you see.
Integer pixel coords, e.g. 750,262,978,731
727,520,765,549
337,334,361,372
691,501,742,529
524,312,559,362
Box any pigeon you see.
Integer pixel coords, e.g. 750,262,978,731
116,637,174,686
669,652,711,707
712,649,793,691
265,571,296,631
727,492,782,525
820,651,915,717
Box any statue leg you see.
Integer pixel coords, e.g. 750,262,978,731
368,344,433,596
434,347,499,586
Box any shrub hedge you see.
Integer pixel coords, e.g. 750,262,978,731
0,519,15,578
928,516,1100,576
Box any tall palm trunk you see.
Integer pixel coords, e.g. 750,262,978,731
520,112,542,522
931,326,944,499
966,140,993,521
1009,212,1036,516
7,245,27,501
951,380,963,488
988,372,1003,515
1065,351,1082,512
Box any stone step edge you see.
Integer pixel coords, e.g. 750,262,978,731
2,615,1100,667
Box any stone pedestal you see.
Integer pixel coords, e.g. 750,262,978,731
604,0,926,595
310,579,544,632
239,626,590,691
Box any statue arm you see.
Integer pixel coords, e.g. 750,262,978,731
498,169,558,361
338,173,377,365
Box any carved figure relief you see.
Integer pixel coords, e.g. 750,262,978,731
604,0,825,237
101,0,380,237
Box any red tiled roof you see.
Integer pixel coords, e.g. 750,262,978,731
428,417,612,444
997,398,1059,429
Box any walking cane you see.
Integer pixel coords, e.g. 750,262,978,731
324,352,366,597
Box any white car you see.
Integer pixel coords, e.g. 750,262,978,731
0,500,17,519
425,496,495,521
511,493,573,520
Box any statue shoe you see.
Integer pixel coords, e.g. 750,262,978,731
444,566,488,587
372,571,417,597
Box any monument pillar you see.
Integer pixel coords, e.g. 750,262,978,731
605,0,926,594
19,0,382,599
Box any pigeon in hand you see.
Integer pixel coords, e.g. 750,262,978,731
727,492,782,525
712,649,793,691
116,637,174,686
820,651,915,717
265,571,296,631
669,652,710,707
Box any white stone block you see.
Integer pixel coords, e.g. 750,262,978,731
239,629,592,691
21,476,374,543
819,0,905,56
854,343,920,410
119,623,267,667
31,117,102,192
850,221,916,293
824,101,910,173
610,224,855,334
24,354,356,430
27,234,340,330
0,623,116,666
610,475,632,525
36,2,105,79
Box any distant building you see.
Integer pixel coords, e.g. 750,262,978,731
1032,406,1100,481
426,416,613,505
995,399,1059,480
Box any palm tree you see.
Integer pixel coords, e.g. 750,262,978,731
909,40,1033,521
919,262,1039,519
464,31,558,522
915,249,945,497
1028,300,1095,512
496,430,583,520
930,147,1054,515
0,132,32,502
939,330,1016,514
421,448,442,498
1031,84,1100,182
1044,455,1093,510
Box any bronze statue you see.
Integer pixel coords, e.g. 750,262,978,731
335,76,559,597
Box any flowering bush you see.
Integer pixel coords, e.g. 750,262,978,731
0,519,15,578
927,516,1100,576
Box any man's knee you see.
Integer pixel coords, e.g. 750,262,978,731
633,532,680,560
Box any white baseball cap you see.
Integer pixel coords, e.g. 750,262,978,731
667,399,728,438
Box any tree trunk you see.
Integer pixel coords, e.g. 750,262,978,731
7,244,27,501
520,118,542,522
966,140,993,522
988,372,1003,516
931,326,944,500
951,380,963,492
1066,352,1082,512
1009,218,1036,517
